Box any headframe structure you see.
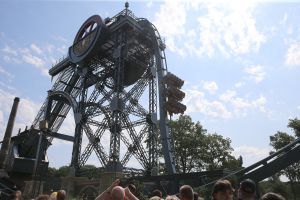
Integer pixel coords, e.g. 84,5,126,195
12,4,186,177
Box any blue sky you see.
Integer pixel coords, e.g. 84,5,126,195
0,0,300,170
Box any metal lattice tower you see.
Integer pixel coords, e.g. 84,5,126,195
31,4,182,176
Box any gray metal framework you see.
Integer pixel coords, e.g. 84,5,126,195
31,6,176,175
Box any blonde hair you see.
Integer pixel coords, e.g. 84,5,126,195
165,195,180,200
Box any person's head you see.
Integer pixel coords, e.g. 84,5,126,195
56,190,66,200
166,195,180,200
180,185,194,200
111,186,125,200
238,179,256,199
50,192,57,200
211,180,234,200
193,192,199,200
152,189,162,198
261,192,285,200
9,190,22,200
150,196,162,200
35,195,50,200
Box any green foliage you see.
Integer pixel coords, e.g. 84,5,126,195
288,118,300,137
269,117,300,200
47,165,71,177
270,131,295,150
259,180,289,198
56,165,72,177
194,186,211,200
47,167,57,177
169,115,242,173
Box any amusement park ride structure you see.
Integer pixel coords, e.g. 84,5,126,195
2,3,300,200
6,3,186,179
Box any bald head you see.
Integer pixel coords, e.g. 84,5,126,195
111,186,125,200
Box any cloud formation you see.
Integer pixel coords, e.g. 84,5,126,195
244,65,266,83
184,85,267,119
0,65,14,80
1,40,67,76
202,81,218,94
184,88,232,119
0,88,41,139
233,145,270,167
154,0,266,58
285,43,300,67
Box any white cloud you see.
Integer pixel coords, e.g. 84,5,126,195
1,44,50,76
297,106,300,110
220,90,267,115
56,45,67,55
220,90,236,102
52,35,69,43
1,45,18,56
252,95,267,112
0,65,14,80
0,89,41,139
30,43,43,54
22,53,48,76
244,65,266,83
0,81,16,92
154,1,265,58
17,98,41,125
231,97,251,109
146,0,153,8
22,54,45,67
202,81,218,94
234,81,245,88
153,0,187,54
0,110,4,128
184,88,232,119
285,43,300,67
233,145,270,167
45,44,55,53
185,84,268,119
154,0,186,39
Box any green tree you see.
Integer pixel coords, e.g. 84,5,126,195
56,165,72,177
47,167,58,177
270,131,294,150
202,133,238,170
169,115,206,173
288,118,300,137
269,130,299,199
169,115,241,173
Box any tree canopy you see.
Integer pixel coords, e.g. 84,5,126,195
168,115,242,173
269,118,300,200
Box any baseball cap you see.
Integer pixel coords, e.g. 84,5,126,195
239,179,256,194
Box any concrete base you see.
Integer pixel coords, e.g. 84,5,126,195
60,176,88,199
59,172,124,199
98,172,124,193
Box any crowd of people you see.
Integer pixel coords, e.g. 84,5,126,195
8,178,286,200
9,189,66,200
95,178,286,200
210,179,285,200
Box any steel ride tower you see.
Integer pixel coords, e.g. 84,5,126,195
28,3,186,176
